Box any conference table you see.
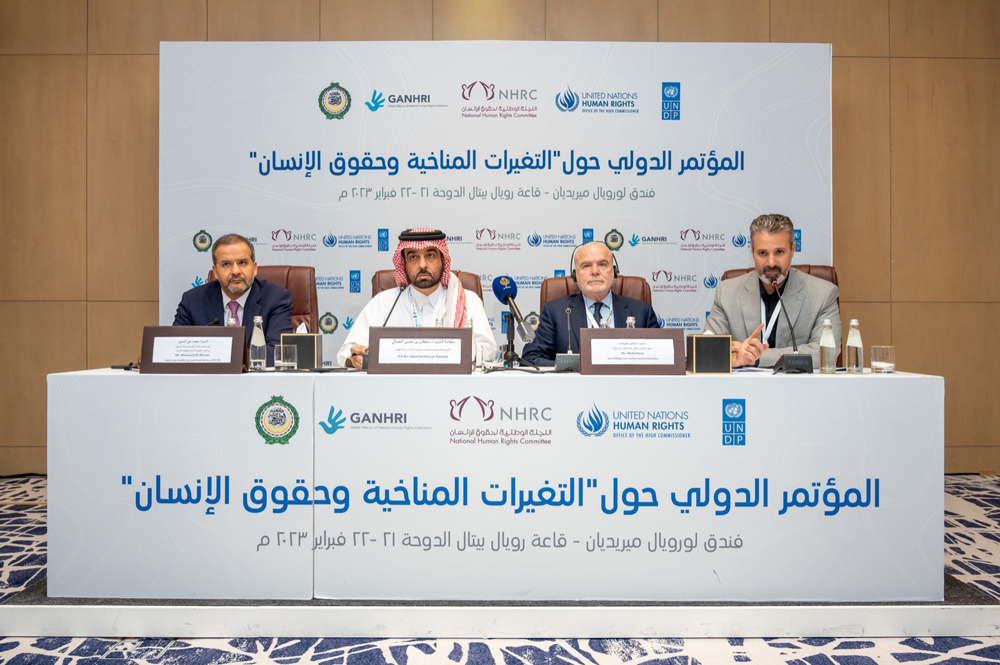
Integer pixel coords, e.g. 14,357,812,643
47,368,943,603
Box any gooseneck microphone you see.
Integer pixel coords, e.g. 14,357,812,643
770,278,813,374
564,306,573,354
207,317,221,326
491,276,534,342
381,285,407,327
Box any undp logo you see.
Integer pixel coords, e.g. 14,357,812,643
577,402,609,437
377,228,390,252
555,86,580,112
794,229,802,252
527,232,542,247
349,270,361,293
662,82,681,120
722,398,746,446
323,232,337,248
732,232,749,248
582,228,594,243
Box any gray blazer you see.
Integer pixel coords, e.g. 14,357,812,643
704,268,841,367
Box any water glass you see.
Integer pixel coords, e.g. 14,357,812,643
275,344,298,371
475,344,501,370
870,346,895,373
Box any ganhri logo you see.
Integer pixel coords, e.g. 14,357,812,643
662,82,681,120
319,312,339,334
349,270,361,293
450,396,495,421
732,232,749,248
703,274,719,289
378,228,390,252
722,399,746,445
577,402,610,437
323,232,338,248
366,90,385,112
629,234,640,247
527,232,542,247
555,86,580,112
319,406,346,434
794,230,802,252
256,396,299,445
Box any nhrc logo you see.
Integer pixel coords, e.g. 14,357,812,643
722,399,746,446
662,82,681,120
577,402,610,437
377,228,390,252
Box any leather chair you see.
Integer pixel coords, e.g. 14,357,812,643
539,275,652,307
208,265,319,333
721,264,841,364
371,269,483,300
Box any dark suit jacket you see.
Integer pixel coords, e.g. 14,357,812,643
172,278,293,364
521,293,659,367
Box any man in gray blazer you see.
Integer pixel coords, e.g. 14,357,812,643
705,214,841,368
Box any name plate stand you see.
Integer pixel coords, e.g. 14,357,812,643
368,326,473,374
140,326,246,374
579,328,684,375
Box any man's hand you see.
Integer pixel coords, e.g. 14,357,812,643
347,345,367,369
732,322,769,367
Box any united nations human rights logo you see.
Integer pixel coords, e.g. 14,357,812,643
319,82,352,119
605,229,624,251
192,230,212,252
256,396,299,445
577,402,609,437
319,312,339,334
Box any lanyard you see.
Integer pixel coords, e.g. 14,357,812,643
407,286,447,327
584,300,613,328
760,298,782,343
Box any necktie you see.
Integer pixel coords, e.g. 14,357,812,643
593,302,604,325
227,301,240,325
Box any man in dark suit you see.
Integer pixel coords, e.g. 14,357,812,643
521,241,659,366
173,233,293,364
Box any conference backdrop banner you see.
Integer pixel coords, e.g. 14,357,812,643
160,41,832,364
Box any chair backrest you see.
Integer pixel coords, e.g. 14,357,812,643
208,265,319,333
371,269,483,300
539,275,652,307
720,264,839,287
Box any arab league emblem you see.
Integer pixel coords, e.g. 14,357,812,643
256,395,300,445
192,230,212,252
605,229,624,252
319,82,352,119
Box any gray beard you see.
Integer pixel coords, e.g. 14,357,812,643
758,270,787,288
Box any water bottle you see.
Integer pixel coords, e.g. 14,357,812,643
599,319,610,329
435,318,445,328
225,316,239,327
819,318,837,374
249,316,266,371
845,319,863,374
626,316,636,329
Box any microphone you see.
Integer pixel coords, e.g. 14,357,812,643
491,276,534,342
381,285,407,327
770,279,813,374
207,317,221,326
554,305,579,372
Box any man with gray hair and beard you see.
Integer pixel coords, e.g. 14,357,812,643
705,213,841,368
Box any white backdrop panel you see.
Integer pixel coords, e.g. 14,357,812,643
160,42,831,364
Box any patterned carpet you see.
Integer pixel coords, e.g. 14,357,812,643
1,475,998,664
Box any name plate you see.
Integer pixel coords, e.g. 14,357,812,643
591,338,674,365
140,326,246,374
580,328,685,375
379,337,462,364
368,327,473,375
152,337,233,364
